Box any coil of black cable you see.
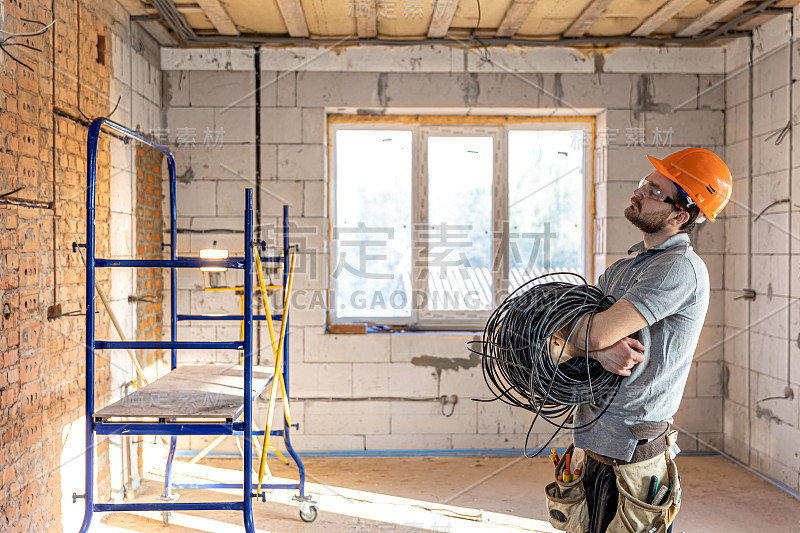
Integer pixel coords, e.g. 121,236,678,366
467,272,623,456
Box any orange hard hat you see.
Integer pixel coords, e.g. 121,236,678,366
647,148,732,222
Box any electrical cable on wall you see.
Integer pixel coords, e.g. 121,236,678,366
287,395,460,417
467,273,622,457
0,18,55,71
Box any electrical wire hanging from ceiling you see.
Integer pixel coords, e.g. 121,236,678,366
467,272,622,457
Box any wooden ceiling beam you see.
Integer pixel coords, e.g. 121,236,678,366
631,0,695,37
176,5,205,16
116,0,150,16
676,0,750,37
353,0,377,38
563,0,615,37
195,0,239,35
428,0,460,38
497,0,540,37
138,20,179,45
276,0,310,38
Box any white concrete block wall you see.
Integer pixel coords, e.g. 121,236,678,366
101,5,165,498
161,44,731,455
721,10,800,491
106,18,161,394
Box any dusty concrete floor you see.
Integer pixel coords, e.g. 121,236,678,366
94,454,800,533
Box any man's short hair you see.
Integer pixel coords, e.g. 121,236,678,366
678,204,703,234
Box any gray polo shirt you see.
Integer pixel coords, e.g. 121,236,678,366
573,233,709,461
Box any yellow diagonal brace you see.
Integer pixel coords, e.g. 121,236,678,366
239,293,245,366
253,249,291,421
257,250,296,492
188,415,271,477
269,444,290,465
189,434,225,465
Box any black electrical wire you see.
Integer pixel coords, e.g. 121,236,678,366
0,18,56,71
467,272,622,457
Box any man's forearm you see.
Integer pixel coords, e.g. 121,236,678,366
564,315,592,351
564,300,649,352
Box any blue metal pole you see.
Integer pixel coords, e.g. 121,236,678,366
95,422,240,435
164,126,179,504
95,501,244,512
243,189,255,532
169,149,177,370
177,313,283,321
95,258,245,268
95,340,244,350
163,439,178,501
279,206,307,499
77,119,105,533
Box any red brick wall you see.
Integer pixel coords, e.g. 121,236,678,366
135,145,164,359
134,145,165,477
0,0,121,530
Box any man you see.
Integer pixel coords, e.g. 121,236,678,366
565,148,732,533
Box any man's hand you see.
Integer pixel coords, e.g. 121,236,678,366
589,337,646,376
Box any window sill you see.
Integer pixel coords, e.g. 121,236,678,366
327,324,482,336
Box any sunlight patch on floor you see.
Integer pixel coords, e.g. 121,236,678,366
93,458,558,533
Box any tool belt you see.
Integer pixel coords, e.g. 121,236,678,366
585,421,677,466
544,423,682,533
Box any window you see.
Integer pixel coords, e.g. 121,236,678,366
330,116,593,330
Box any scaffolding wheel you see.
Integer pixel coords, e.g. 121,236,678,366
299,502,318,523
162,510,171,525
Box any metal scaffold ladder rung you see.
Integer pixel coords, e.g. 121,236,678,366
94,340,244,350
95,258,245,269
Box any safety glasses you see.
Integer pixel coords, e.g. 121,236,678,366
637,177,686,211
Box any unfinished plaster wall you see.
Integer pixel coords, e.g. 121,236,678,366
161,45,726,454
723,12,800,493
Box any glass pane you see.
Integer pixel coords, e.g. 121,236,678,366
508,130,585,292
334,130,412,318
426,136,493,312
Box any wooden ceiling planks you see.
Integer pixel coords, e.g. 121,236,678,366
196,0,240,35
428,0,461,37
676,0,751,36
631,0,697,37
275,0,311,37
562,0,616,37
497,0,542,37
120,0,791,44
219,0,288,35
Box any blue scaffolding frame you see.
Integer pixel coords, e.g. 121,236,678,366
75,118,314,532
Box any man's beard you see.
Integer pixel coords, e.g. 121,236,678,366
624,198,673,234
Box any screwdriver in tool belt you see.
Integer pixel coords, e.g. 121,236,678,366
551,448,560,464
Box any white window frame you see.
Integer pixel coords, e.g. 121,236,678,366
328,118,594,331
416,125,503,329
503,121,594,296
329,124,416,327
